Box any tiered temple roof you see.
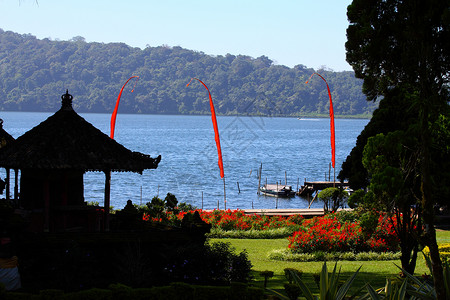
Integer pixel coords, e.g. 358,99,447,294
0,91,160,172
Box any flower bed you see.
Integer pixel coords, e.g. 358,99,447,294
145,209,399,253
163,209,304,231
287,213,399,253
423,243,450,260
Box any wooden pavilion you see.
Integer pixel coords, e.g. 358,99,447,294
0,119,15,199
0,91,161,232
0,119,15,147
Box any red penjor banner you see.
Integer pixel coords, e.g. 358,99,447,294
110,76,139,139
306,73,335,168
187,78,224,178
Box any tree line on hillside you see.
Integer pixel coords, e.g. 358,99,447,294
0,29,376,116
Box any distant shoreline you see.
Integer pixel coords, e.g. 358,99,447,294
0,110,373,120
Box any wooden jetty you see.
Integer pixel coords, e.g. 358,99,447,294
297,181,349,196
242,208,351,217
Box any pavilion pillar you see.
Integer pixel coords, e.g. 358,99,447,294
5,168,10,201
14,169,18,202
104,170,111,231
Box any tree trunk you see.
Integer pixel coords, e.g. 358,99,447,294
420,103,446,299
397,207,418,275
400,243,418,275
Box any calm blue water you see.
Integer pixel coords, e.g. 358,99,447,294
0,112,368,210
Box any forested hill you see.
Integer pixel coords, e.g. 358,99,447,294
0,29,377,116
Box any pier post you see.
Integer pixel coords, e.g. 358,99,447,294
223,177,226,210
334,167,336,187
257,163,262,195
329,163,331,181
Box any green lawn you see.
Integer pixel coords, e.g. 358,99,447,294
210,229,449,296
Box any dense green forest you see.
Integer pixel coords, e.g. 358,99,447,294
0,29,377,116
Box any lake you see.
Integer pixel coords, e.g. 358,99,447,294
0,112,369,210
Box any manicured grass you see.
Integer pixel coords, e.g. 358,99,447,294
210,229,449,296
436,229,450,243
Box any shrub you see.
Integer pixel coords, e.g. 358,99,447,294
356,251,382,261
347,189,365,209
283,283,301,300
259,270,274,288
317,187,348,212
268,249,316,262
284,268,303,283
340,252,356,261
5,284,263,300
65,288,112,300
162,241,252,285
286,214,304,225
38,289,65,299
288,212,399,254
423,243,450,261
154,209,303,232
268,262,361,300
267,249,292,261
177,202,198,212
268,249,401,262
207,227,296,239
287,214,366,253
358,211,379,236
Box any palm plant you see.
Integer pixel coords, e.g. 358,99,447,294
363,279,408,300
268,261,361,300
362,258,450,300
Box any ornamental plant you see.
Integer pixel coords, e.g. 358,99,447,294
161,209,304,232
288,212,399,254
268,262,361,300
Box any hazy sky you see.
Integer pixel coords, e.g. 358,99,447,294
0,0,354,71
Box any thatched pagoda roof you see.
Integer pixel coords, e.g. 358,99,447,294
0,91,160,173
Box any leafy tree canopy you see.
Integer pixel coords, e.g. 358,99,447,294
317,187,348,213
343,0,449,293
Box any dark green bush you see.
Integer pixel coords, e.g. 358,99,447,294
3,292,34,300
359,211,379,236
38,289,65,300
163,241,252,285
287,214,304,225
164,193,178,212
177,202,197,212
169,282,194,300
334,209,359,223
284,283,301,300
146,196,166,220
108,283,133,300
347,189,365,209
65,288,112,300
4,284,264,300
259,270,274,288
284,268,302,283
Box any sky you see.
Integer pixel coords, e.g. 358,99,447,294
0,0,354,71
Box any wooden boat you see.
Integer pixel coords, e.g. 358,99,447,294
259,184,295,197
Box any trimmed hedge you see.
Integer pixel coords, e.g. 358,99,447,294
2,283,264,300
267,248,402,262
207,227,297,239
